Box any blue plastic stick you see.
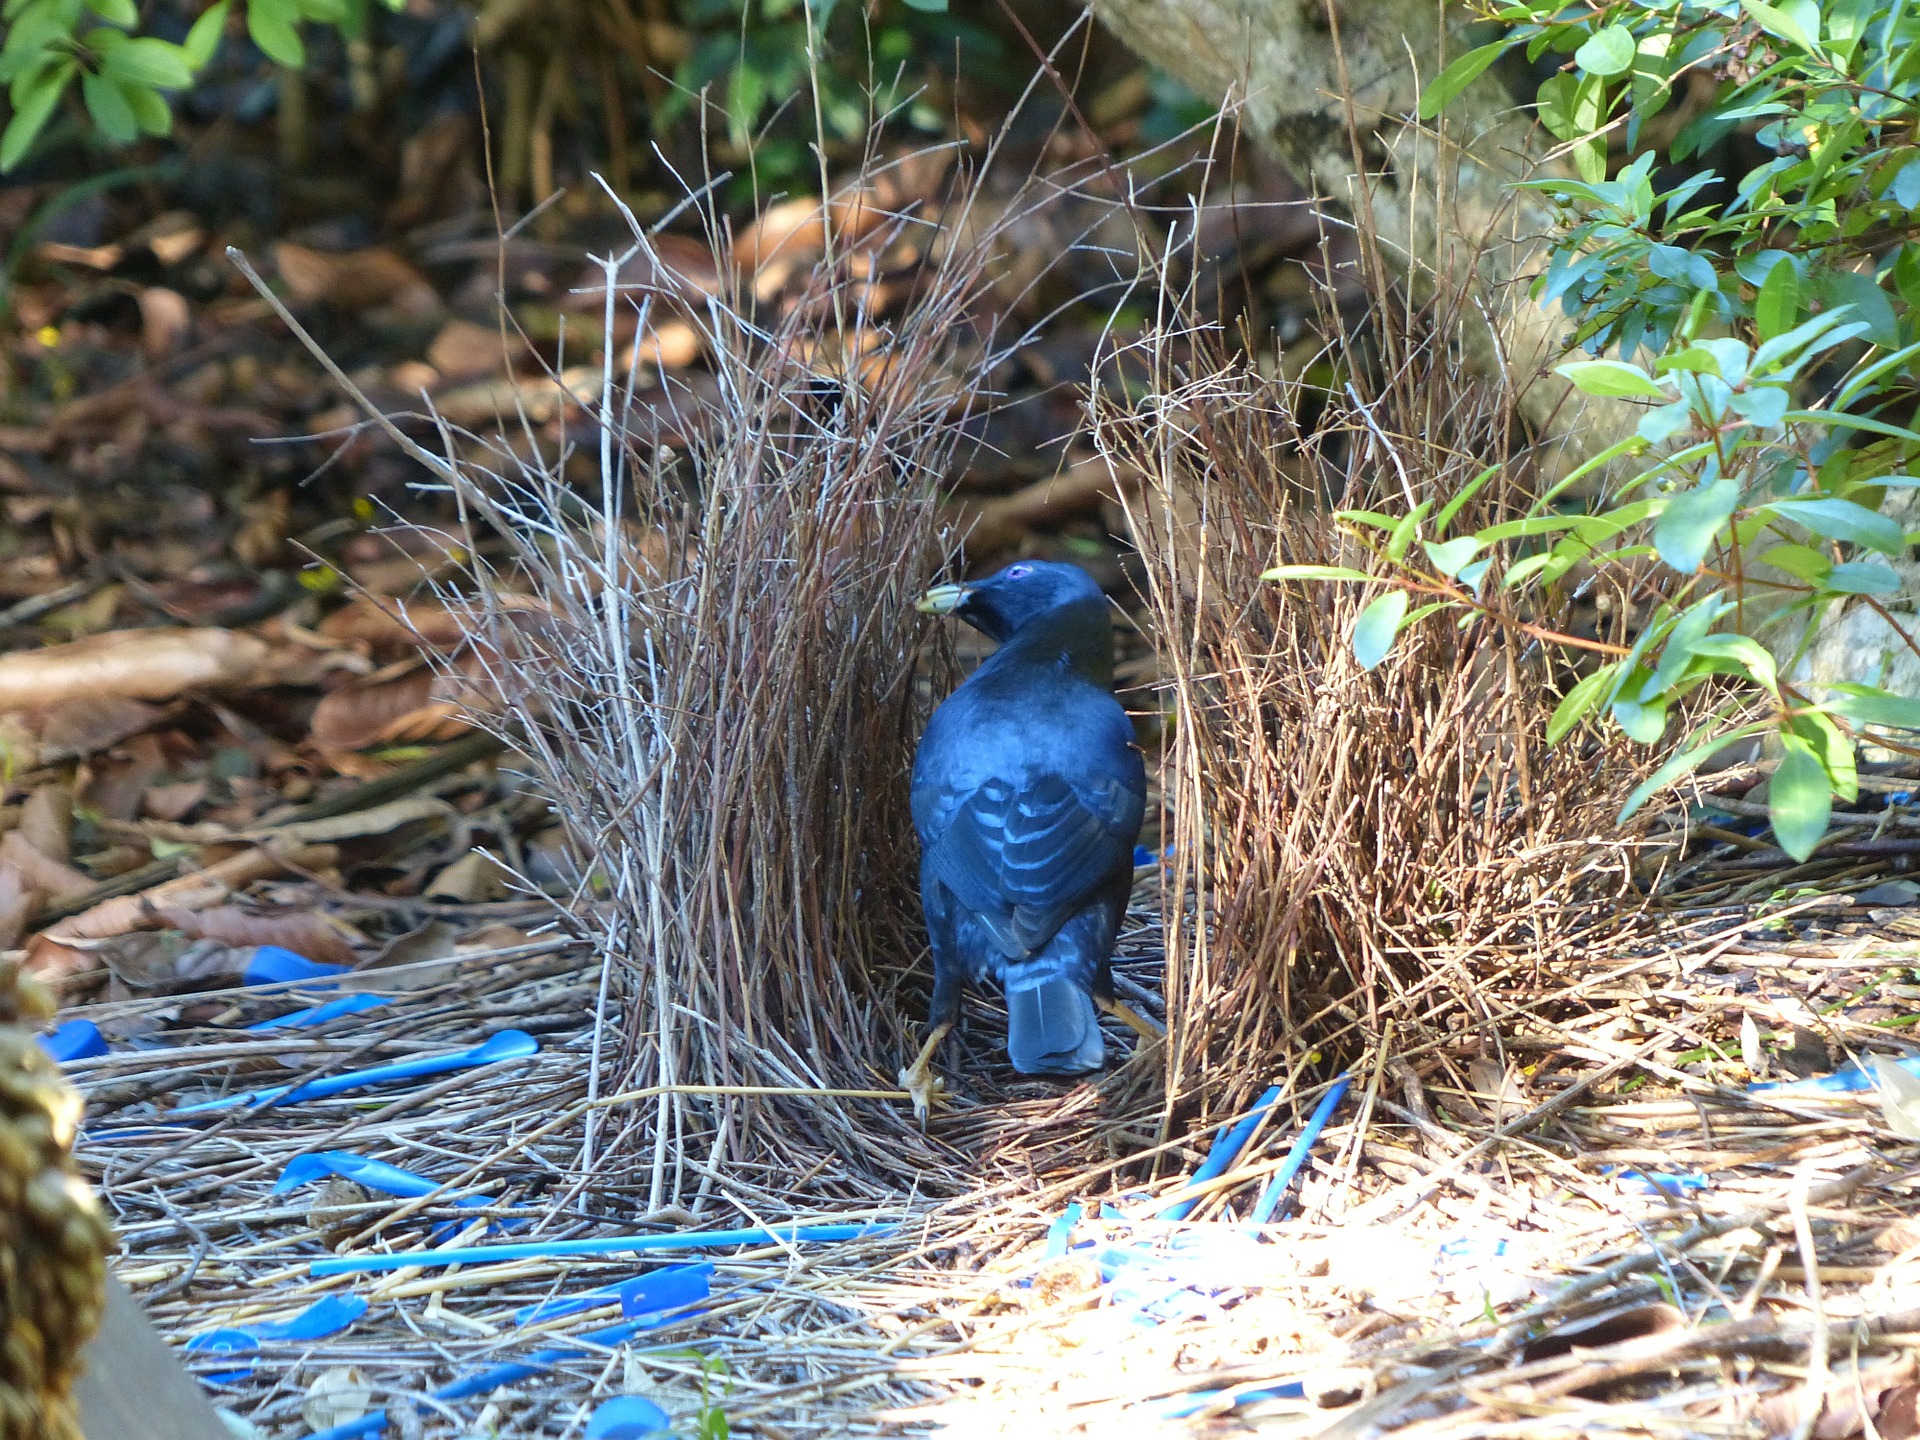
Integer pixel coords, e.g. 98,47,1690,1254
1749,1052,1920,1095
1249,1072,1352,1224
243,946,350,987
301,1312,665,1440
1159,1083,1285,1221
309,1222,895,1276
513,1261,712,1325
248,994,388,1031
169,1030,539,1116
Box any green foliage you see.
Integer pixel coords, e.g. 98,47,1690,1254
1272,0,1920,862
0,0,399,171
656,0,997,183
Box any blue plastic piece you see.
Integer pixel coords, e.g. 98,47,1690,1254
1608,1167,1709,1196
247,994,388,1031
1747,1052,1920,1095
274,1150,480,1201
1160,1084,1285,1221
1249,1071,1352,1224
185,1294,369,1383
516,1262,713,1325
309,1222,896,1276
1159,1382,1307,1419
301,1312,684,1440
170,1029,540,1116
39,1020,107,1063
1043,1202,1084,1261
585,1397,672,1439
242,945,350,987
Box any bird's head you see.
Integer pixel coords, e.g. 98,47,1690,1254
916,561,1106,644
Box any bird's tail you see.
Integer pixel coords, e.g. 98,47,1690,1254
1004,959,1104,1076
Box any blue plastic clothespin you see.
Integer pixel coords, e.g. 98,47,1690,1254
586,1397,672,1439
244,946,350,987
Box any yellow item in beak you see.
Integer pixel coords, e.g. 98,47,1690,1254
916,583,973,615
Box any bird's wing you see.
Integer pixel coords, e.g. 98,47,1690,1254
924,772,1139,957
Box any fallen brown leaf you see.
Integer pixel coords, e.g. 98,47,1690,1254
0,830,91,901
272,242,441,317
310,664,475,751
0,628,271,709
25,840,339,991
149,906,363,966
426,319,512,383
18,784,71,864
317,595,473,654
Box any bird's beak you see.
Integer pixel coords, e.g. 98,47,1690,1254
916,582,972,615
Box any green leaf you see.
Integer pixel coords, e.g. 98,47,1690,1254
1260,565,1377,583
1654,478,1740,572
1434,464,1499,537
1418,40,1511,119
1739,0,1820,51
1548,664,1618,744
1794,711,1857,804
101,36,193,89
184,0,228,68
1386,502,1431,564
1612,695,1669,743
1474,514,1588,543
1555,359,1667,399
1691,633,1779,693
1352,590,1410,671
248,0,305,67
1827,561,1902,594
1769,735,1832,862
1334,510,1399,533
1423,537,1481,579
0,58,72,171
900,0,947,10
1767,496,1905,556
1759,543,1832,582
84,0,138,24
80,71,138,144
1755,258,1799,340
1821,684,1920,731
1619,724,1770,819
1574,24,1636,75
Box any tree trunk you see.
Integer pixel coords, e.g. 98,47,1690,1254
1092,0,1635,469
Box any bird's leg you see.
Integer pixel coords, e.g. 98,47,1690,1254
899,967,962,1127
897,1021,953,1126
1097,995,1165,1043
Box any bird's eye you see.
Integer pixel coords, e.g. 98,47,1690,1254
1006,563,1033,579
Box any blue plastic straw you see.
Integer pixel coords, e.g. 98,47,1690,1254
1249,1072,1352,1224
1159,1083,1285,1221
302,1312,665,1440
310,1222,895,1276
170,1029,539,1116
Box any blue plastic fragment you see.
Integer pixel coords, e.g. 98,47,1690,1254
1749,1052,1920,1095
1160,1084,1285,1221
170,1029,540,1116
515,1262,713,1325
1434,1234,1510,1271
585,1397,672,1440
1608,1167,1709,1196
1158,1382,1307,1418
274,1150,483,1202
243,945,350,987
310,1221,895,1276
247,994,388,1031
39,1020,107,1063
185,1294,369,1383
1249,1072,1352,1224
301,1310,669,1440
1043,1202,1085,1261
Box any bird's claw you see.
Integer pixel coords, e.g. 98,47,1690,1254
897,1062,947,1127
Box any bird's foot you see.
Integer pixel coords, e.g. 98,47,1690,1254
897,1059,948,1128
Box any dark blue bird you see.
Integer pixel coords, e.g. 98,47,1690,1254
902,560,1156,1122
